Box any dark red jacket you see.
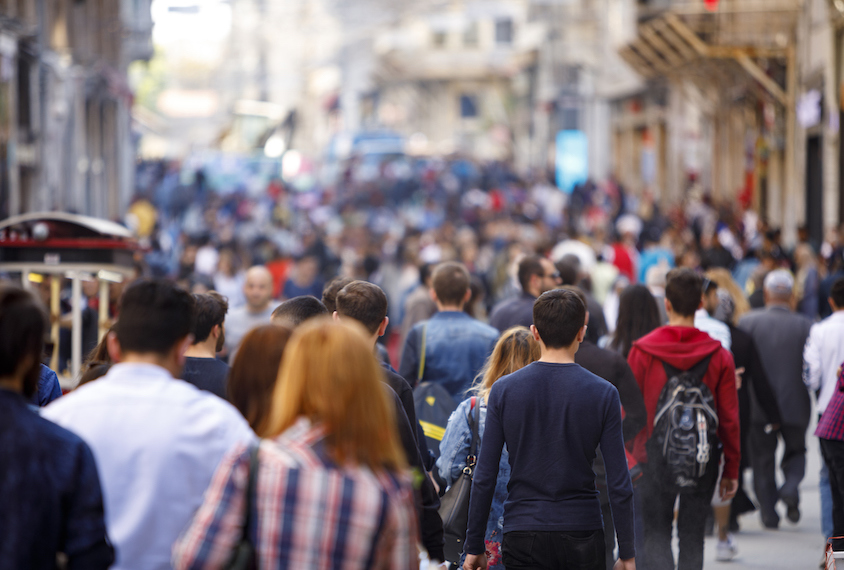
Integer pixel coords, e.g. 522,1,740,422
627,325,741,480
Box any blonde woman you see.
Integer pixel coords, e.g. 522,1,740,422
436,327,541,569
705,267,750,325
173,319,418,569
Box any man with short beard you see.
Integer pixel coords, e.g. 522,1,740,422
182,291,229,399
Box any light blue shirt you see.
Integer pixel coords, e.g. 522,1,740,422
43,363,255,570
695,309,731,351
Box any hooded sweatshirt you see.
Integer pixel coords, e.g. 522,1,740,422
627,325,741,481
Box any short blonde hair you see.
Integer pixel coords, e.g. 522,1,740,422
473,326,541,402
264,317,406,472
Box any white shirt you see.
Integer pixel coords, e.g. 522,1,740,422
694,309,732,351
224,304,276,362
803,311,844,414
43,363,254,570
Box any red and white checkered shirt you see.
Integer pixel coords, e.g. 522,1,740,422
172,418,419,569
817,365,844,443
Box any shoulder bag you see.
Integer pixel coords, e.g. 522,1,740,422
224,442,261,570
438,397,478,563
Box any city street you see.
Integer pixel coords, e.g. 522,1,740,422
703,422,825,570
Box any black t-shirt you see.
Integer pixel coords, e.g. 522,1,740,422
181,357,229,400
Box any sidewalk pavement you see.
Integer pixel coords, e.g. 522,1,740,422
703,428,826,569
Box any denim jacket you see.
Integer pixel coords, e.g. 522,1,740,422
437,397,509,568
399,311,499,398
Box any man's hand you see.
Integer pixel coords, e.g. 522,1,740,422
734,367,745,390
463,553,488,570
719,477,739,501
613,558,636,570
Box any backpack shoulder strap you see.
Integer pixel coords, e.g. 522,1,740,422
417,322,428,381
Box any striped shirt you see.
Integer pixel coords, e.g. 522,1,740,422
816,365,844,442
172,418,419,569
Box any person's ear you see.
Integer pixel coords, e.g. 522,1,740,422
664,297,673,315
332,311,340,322
174,334,194,368
378,316,389,337
106,331,122,363
530,324,541,342
584,310,590,327
429,288,439,303
212,324,221,339
830,297,837,312
463,288,472,304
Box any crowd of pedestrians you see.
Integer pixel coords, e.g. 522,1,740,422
3,157,844,569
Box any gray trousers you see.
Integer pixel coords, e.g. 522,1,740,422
749,422,807,524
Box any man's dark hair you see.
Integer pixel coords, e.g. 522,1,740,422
191,291,228,343
115,279,195,355
555,257,579,286
533,289,586,349
831,277,844,309
517,256,545,292
665,268,703,317
321,276,354,313
432,261,470,306
0,286,47,399
335,281,387,334
272,296,328,328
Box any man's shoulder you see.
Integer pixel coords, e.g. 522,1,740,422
28,407,93,452
183,357,229,375
461,317,500,339
382,366,412,395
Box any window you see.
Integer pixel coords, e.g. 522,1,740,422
460,94,478,118
463,22,478,47
495,18,513,44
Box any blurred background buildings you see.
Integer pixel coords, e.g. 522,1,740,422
2,0,844,246
0,0,153,220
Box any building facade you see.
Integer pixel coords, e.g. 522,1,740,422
613,0,840,247
0,0,152,221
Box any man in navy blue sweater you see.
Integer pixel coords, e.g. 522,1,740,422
464,289,636,570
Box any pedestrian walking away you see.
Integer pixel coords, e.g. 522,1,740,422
463,289,635,570
628,268,740,570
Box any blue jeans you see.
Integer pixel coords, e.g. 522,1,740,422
502,529,605,570
821,442,834,539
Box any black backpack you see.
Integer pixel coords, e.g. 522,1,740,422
413,381,458,459
646,355,721,493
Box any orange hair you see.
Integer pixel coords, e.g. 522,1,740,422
264,317,406,472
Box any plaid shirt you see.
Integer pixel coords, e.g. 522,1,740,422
173,418,419,569
816,365,844,442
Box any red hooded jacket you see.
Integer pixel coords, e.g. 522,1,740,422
627,326,741,481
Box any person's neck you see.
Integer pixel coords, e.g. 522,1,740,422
247,302,270,315
668,314,696,327
436,304,463,312
121,353,177,377
184,339,217,359
525,287,540,298
539,344,578,364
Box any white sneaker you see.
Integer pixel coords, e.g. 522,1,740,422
716,534,738,562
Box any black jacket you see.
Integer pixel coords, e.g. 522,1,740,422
382,369,445,562
576,341,647,441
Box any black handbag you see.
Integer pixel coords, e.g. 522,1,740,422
224,442,261,570
438,397,479,563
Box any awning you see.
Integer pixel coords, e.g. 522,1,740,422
619,1,799,106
